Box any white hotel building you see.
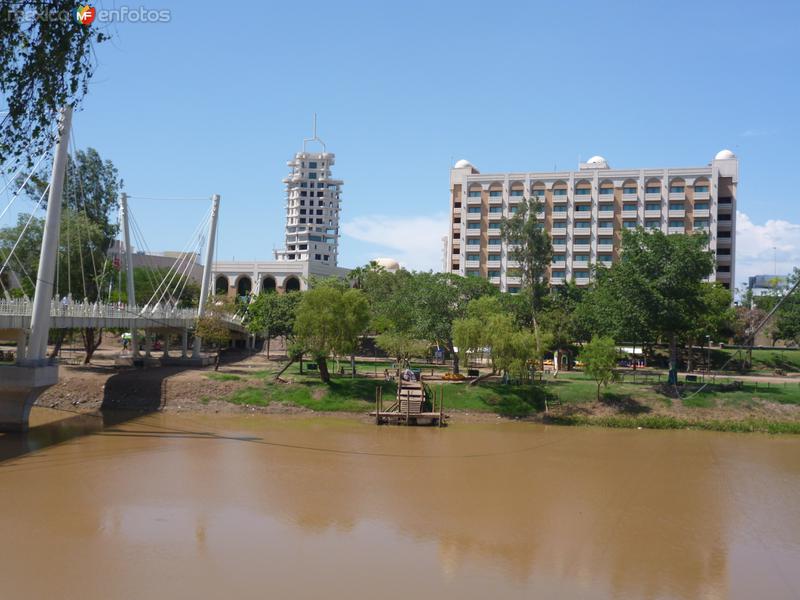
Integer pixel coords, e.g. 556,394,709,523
447,150,738,292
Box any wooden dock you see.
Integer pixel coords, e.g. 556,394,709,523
371,373,447,426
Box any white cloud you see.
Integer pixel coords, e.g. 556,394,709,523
341,213,448,271
736,211,800,286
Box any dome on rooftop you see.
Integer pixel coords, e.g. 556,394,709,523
454,159,474,169
373,258,400,272
715,149,736,160
587,155,607,164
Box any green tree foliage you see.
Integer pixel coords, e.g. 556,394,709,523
196,295,235,370
0,2,107,164
294,284,370,383
579,336,619,401
577,228,714,381
108,266,200,309
374,332,429,367
245,291,301,358
500,195,553,354
774,268,800,346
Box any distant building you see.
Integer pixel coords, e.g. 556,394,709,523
372,258,400,273
447,150,738,292
212,124,349,297
107,240,203,282
748,274,789,294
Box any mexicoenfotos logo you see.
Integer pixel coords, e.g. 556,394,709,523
74,5,96,26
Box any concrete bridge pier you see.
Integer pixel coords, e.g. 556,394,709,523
162,333,170,358
181,329,188,358
0,365,59,432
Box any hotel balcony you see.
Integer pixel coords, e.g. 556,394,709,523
693,208,710,218
645,192,661,201
668,209,686,218
668,226,685,235
487,260,501,269
488,195,503,205
552,226,568,235
575,276,592,286
716,237,732,247
506,276,521,286
694,191,710,201
465,260,480,269
621,209,638,219
573,195,593,204
716,253,731,264
506,259,520,268
599,258,613,267
645,209,662,218
489,276,501,285
669,191,686,201
597,243,613,252
717,202,733,213
551,260,566,269
573,243,591,252
622,192,638,202
573,228,592,237
551,194,568,204
552,211,568,220
466,195,482,205
535,211,545,220
573,260,590,269
466,211,481,221
508,195,523,204
552,243,567,252
487,211,503,221
598,210,614,219
550,276,565,285
574,211,592,220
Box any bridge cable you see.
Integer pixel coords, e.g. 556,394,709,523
0,183,50,291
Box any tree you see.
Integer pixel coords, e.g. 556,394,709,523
195,295,234,370
685,283,735,371
245,291,300,358
375,332,429,368
501,195,553,356
0,2,107,165
579,336,618,401
109,266,200,309
294,284,370,383
774,268,800,346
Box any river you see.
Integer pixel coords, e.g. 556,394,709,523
1,410,798,599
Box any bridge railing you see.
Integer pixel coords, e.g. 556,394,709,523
0,298,245,327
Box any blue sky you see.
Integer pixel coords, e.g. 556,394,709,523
7,0,800,285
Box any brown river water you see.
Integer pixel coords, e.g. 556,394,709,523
1,409,799,600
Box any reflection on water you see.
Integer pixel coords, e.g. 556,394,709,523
1,411,799,599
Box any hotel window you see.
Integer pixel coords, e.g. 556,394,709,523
646,186,660,194
509,206,519,213
466,270,479,277
488,222,501,230
323,255,329,261
646,219,660,229
488,254,501,261
574,254,589,262
669,185,685,193
299,218,306,223
488,239,502,248
300,209,306,215
553,236,566,245
623,203,637,212
694,219,710,229
467,207,481,213
575,221,591,229
669,219,684,228
599,221,613,229
466,238,480,246
308,161,317,168
599,236,613,245
645,202,660,211
316,209,323,215
717,265,730,272
574,270,590,279
575,204,591,212
467,222,480,229
623,186,637,195
695,185,709,193
575,188,591,195
489,206,503,213
719,213,731,221
488,270,501,278
552,254,565,263
300,191,307,197
717,248,731,255
719,231,731,238
718,197,732,205
468,191,481,197
669,202,684,211
466,254,479,261
508,287,520,293
599,188,614,195
531,189,546,198
551,270,565,278
598,254,613,262
599,203,613,212
510,190,524,197
695,202,709,210
553,205,567,212
623,220,637,229
309,173,317,179
553,189,567,196
489,190,502,197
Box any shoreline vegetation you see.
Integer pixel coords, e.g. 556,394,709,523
32,349,800,435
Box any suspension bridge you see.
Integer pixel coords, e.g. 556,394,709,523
0,106,248,432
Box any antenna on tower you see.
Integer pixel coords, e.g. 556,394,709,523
303,113,326,152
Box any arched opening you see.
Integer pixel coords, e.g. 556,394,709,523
284,277,300,292
262,276,276,293
214,275,229,295
530,180,546,200
236,276,252,297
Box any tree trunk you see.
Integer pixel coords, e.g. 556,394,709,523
449,342,460,374
668,333,678,385
597,381,601,402
82,327,103,364
266,334,271,359
274,357,297,381
318,356,331,383
686,337,694,373
632,344,637,371
350,351,356,377
469,369,496,386
49,330,66,359
214,349,221,371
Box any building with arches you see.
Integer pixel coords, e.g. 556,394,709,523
448,151,738,291
212,125,349,297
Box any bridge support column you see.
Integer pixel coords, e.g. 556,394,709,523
144,330,152,358
0,365,59,432
181,329,188,358
16,330,27,362
162,333,170,358
193,194,220,358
